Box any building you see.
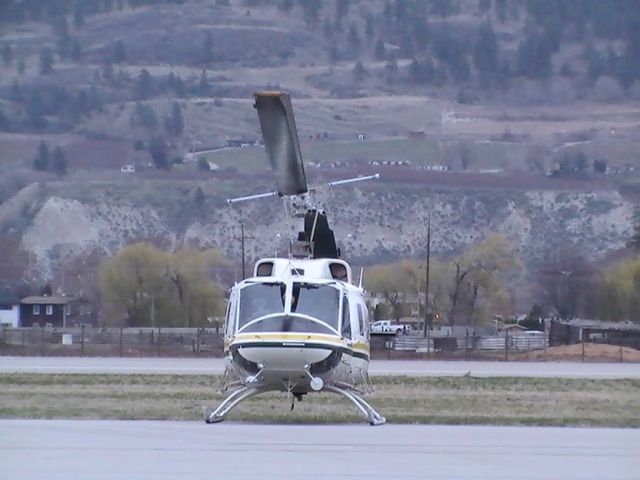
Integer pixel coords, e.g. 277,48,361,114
408,131,426,139
227,138,259,148
550,318,640,349
0,291,20,327
120,164,135,173
19,296,93,328
20,296,73,328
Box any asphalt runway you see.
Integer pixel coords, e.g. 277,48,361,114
1,420,638,480
1,356,640,378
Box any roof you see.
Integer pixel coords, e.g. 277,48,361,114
503,324,527,330
21,296,75,305
554,318,640,333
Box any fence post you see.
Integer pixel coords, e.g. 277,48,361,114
504,333,509,361
119,327,123,357
40,326,45,355
581,336,585,363
80,325,85,356
22,329,26,348
620,344,623,364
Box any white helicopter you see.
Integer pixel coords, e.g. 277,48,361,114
204,91,385,425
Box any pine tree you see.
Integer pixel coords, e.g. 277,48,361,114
198,70,210,95
74,2,85,28
478,0,491,15
198,157,211,172
348,23,361,50
135,69,153,100
323,18,334,38
278,0,293,13
202,31,213,64
336,0,350,19
39,47,54,75
374,38,386,60
365,13,375,39
495,0,507,23
33,141,50,171
352,61,366,81
112,39,126,64
148,136,169,170
52,146,68,176
300,0,321,27
473,22,498,84
2,44,12,67
194,186,206,210
628,207,640,251
133,102,158,130
165,102,184,137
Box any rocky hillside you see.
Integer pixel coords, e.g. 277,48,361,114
5,178,632,278
1,0,639,289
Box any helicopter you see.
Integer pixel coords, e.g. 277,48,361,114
204,91,385,426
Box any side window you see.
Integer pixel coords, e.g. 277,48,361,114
362,304,370,338
357,304,365,336
46,305,53,315
33,305,40,315
341,296,352,339
225,292,236,336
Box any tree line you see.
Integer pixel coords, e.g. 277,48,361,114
99,242,228,327
366,231,640,326
4,229,640,327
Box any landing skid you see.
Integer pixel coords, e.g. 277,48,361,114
323,385,386,426
204,384,386,426
204,386,271,424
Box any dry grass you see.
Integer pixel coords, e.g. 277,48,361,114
1,374,638,427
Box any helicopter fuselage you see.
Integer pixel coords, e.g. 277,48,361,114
223,257,370,395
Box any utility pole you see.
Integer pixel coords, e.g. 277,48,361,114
234,222,255,280
240,223,245,280
423,214,431,341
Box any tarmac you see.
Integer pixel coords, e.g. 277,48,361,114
1,420,638,480
1,356,640,378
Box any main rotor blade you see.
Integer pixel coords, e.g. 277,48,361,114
254,91,308,196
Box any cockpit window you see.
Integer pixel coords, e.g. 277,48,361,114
238,282,286,329
291,283,340,330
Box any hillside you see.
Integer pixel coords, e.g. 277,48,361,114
1,0,640,290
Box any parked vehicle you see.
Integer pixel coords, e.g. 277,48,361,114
370,320,408,335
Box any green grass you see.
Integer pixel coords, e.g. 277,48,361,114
205,139,443,171
1,374,639,427
204,138,534,172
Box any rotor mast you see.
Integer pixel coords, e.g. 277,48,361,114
226,91,379,259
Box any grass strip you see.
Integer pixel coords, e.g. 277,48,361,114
0,374,638,427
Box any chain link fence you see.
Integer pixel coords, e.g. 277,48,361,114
1,327,633,362
0,327,224,357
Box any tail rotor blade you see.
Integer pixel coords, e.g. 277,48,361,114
254,92,308,196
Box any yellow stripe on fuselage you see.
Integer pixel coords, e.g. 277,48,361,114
232,332,344,346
